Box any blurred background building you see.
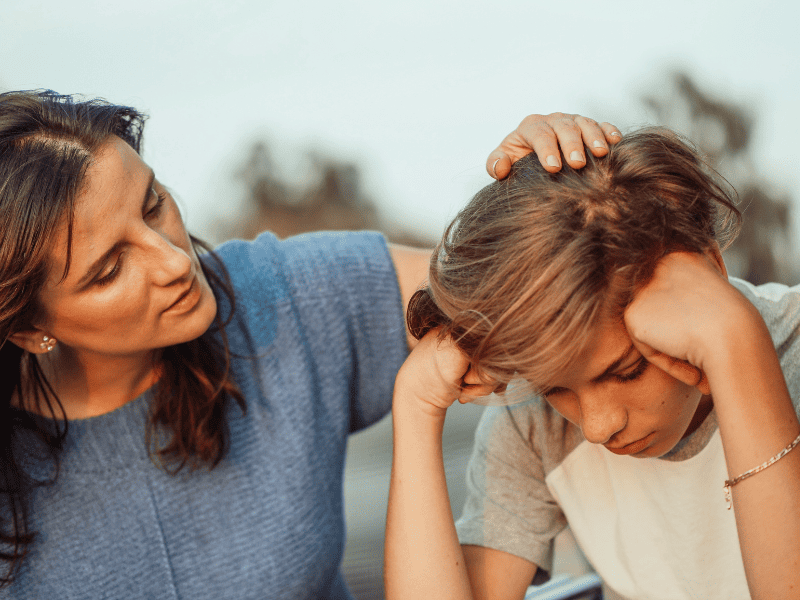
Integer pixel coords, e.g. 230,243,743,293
3,1,798,597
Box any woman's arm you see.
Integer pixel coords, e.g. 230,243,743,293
388,244,432,349
625,251,800,600
384,332,538,600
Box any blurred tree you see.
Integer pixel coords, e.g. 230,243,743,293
643,71,797,285
215,140,432,248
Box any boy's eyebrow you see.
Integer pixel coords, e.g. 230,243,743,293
590,343,638,383
537,344,640,396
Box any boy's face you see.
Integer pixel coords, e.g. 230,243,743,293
541,315,712,458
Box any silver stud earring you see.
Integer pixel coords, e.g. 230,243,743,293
39,335,57,352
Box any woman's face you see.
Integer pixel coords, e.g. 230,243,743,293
34,136,217,359
541,315,711,458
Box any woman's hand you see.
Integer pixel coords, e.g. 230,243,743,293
487,113,622,178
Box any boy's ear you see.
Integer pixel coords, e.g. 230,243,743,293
705,242,728,279
7,329,57,354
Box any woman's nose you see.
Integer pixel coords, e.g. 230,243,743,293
578,392,626,445
146,231,193,285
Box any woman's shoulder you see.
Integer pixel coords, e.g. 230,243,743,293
208,230,393,302
203,229,405,370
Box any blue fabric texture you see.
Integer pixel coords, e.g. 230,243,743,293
5,231,407,600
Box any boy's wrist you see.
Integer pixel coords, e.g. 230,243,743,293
701,300,772,385
393,386,450,422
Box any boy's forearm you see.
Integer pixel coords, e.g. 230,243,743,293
385,395,473,600
706,309,800,599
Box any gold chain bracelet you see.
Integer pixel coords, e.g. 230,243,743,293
724,431,800,510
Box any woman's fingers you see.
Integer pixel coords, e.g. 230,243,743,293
487,113,622,179
599,121,623,145
486,115,562,177
486,150,513,180
549,115,588,169
574,116,624,158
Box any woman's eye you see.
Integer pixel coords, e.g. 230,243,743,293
613,357,649,383
95,255,123,287
145,188,167,219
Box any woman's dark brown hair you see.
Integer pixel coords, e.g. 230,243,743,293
0,90,244,586
408,128,741,390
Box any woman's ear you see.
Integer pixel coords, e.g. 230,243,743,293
7,329,57,354
704,242,728,279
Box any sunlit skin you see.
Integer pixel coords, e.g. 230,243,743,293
541,316,713,458
12,136,217,418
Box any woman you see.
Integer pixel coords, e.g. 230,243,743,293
386,129,800,600
0,90,616,599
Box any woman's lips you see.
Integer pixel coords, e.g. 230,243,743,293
164,276,200,314
605,432,656,456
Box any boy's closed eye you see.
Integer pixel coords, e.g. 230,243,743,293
540,355,650,398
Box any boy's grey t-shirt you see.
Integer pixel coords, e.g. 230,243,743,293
456,278,800,600
7,231,408,600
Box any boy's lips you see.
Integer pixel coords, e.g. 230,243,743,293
605,432,655,455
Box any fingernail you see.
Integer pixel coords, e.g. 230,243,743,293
570,150,583,162
491,158,501,177
546,155,559,167
593,140,606,149
609,131,621,138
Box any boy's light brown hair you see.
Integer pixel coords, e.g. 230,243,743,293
407,128,741,390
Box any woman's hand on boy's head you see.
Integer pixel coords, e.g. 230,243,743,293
487,113,622,179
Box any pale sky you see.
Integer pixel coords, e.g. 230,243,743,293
3,0,798,242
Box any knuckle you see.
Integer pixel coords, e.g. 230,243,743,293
529,124,554,138
555,117,581,132
520,114,546,127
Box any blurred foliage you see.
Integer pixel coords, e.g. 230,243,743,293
214,140,432,248
643,72,797,285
